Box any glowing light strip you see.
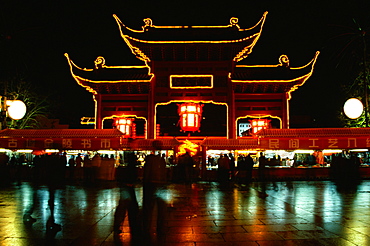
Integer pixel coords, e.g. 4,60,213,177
113,13,267,62
113,12,267,33
125,33,259,44
235,51,320,70
231,51,320,100
169,75,213,89
236,114,282,139
102,114,148,139
65,53,153,94
155,100,228,139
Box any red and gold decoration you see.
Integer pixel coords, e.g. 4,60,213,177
178,139,199,156
250,119,270,134
178,102,203,132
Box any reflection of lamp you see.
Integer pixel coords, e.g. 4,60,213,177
178,102,203,132
6,100,27,120
343,98,364,119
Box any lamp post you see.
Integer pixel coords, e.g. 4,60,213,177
0,99,27,129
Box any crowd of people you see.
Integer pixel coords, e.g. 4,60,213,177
0,152,117,186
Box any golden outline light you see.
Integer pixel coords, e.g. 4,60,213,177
102,114,148,139
155,100,229,139
65,53,154,94
169,75,213,89
113,12,267,62
236,114,282,138
231,51,320,100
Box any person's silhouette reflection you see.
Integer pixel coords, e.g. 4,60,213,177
114,185,140,244
23,185,38,226
45,153,62,240
45,186,62,239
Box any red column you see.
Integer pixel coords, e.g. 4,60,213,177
94,94,102,129
282,92,290,129
147,80,155,139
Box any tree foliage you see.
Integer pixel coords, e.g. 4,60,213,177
2,77,50,129
329,17,370,127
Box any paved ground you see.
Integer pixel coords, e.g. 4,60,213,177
1,179,370,245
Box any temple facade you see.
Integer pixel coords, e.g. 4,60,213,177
65,12,319,141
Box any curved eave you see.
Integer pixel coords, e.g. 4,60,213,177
232,51,320,95
114,12,267,62
65,53,153,94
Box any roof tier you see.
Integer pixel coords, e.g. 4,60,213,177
113,13,267,62
232,52,319,94
0,129,124,138
65,54,152,94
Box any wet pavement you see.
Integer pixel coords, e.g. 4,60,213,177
1,180,370,245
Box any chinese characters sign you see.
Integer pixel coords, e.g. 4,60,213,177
260,137,370,149
0,138,119,150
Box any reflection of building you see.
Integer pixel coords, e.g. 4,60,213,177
65,12,319,140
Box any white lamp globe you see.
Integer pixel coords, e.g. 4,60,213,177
7,100,27,120
343,98,364,119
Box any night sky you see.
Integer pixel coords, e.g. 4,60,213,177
1,0,370,128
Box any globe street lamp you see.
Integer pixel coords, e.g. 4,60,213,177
343,98,364,119
6,100,27,120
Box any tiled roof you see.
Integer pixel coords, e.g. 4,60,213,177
0,129,124,138
257,128,370,138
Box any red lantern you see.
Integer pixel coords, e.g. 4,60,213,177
114,118,133,137
250,119,270,134
178,102,203,132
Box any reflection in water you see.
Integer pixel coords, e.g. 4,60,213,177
114,185,140,245
22,184,62,243
45,186,62,240
143,184,167,244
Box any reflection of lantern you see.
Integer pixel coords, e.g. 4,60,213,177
250,119,270,134
114,118,133,136
178,103,203,132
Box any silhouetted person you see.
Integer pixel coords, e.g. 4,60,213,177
68,155,75,181
258,153,266,181
229,153,235,181
218,154,231,183
114,152,140,245
91,153,101,182
143,151,167,245
245,154,254,183
178,152,194,183
75,153,83,181
0,152,9,186
83,155,93,183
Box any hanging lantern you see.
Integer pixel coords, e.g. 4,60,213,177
178,102,203,132
114,118,133,137
250,119,270,134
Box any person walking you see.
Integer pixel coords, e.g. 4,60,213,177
217,154,231,183
143,150,167,244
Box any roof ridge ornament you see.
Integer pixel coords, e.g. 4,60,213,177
230,17,240,28
94,56,106,69
143,18,153,31
278,54,289,67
